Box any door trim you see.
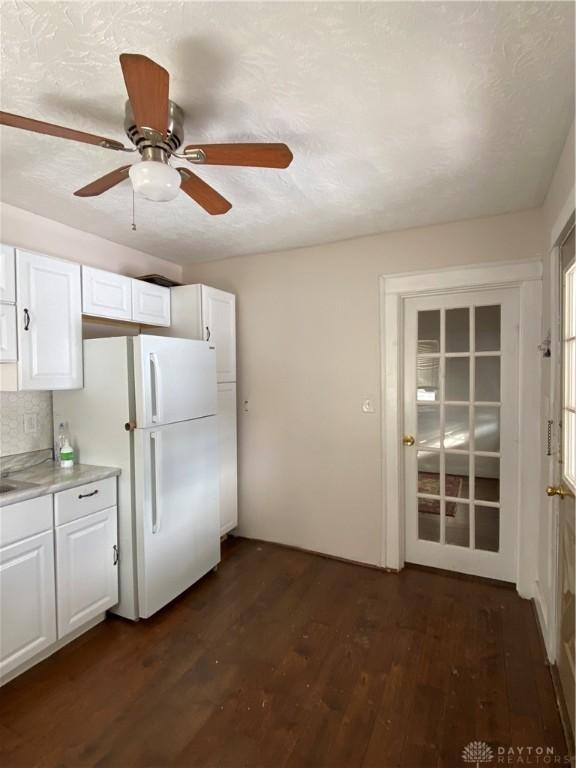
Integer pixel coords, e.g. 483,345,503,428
380,259,543,597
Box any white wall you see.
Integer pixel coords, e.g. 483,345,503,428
0,202,183,282
185,208,547,566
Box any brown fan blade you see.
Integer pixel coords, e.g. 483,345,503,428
74,166,131,197
0,111,127,150
183,143,293,169
120,53,169,137
177,169,231,215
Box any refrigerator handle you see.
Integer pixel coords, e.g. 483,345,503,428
149,353,162,424
150,432,161,534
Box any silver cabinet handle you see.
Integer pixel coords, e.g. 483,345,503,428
150,432,161,534
23,308,30,331
149,353,161,423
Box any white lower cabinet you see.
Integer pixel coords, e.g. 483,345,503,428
56,506,118,639
218,382,238,535
0,478,119,683
0,530,57,678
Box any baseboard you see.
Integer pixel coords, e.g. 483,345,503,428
533,582,555,662
405,561,516,589
234,535,388,572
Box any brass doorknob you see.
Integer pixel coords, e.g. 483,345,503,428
403,435,415,447
546,485,574,499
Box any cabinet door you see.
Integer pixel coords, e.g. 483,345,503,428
0,531,57,678
56,507,118,638
217,382,238,535
17,250,82,390
0,245,16,303
132,280,171,326
82,266,132,321
202,286,236,382
0,304,17,362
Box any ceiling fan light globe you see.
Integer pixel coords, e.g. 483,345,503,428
129,160,180,202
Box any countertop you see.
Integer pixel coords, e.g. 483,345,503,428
0,461,121,507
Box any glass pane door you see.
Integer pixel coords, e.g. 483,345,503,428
404,288,519,581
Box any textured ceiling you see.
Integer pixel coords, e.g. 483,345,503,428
0,1,574,265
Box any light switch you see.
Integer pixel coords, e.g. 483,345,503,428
362,399,375,414
24,413,38,433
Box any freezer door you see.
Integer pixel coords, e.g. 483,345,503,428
133,335,217,428
134,417,220,618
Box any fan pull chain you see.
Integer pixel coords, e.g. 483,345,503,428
131,189,137,231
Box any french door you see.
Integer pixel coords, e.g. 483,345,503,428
403,288,519,581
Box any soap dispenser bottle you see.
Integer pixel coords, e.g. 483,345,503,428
57,423,74,468
60,438,75,469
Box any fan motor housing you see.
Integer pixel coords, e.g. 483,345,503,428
124,100,184,155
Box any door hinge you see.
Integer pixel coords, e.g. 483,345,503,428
546,419,553,456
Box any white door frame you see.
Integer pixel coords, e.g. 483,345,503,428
380,259,542,597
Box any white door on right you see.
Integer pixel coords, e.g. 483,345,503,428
556,226,575,733
202,286,236,383
403,288,519,581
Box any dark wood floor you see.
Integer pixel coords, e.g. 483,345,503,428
0,538,568,768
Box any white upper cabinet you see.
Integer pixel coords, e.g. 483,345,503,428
0,245,16,303
0,304,17,362
161,284,236,383
82,266,132,321
132,280,171,326
17,250,83,390
202,286,236,383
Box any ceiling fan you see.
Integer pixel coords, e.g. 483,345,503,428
0,53,293,215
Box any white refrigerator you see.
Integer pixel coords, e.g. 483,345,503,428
53,335,220,620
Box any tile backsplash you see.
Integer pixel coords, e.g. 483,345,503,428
0,391,53,457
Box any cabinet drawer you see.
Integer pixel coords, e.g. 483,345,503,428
0,495,53,548
0,304,17,362
55,477,116,526
82,266,132,321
